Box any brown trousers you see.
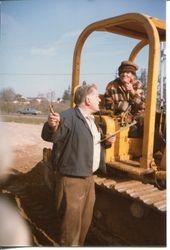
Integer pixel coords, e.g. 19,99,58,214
55,174,95,246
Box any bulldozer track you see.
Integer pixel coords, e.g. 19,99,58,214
0,167,166,247
93,175,166,212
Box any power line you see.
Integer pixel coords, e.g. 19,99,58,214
0,73,114,76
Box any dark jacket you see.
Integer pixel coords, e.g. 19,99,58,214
41,107,106,177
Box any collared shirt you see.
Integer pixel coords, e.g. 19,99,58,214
79,108,101,172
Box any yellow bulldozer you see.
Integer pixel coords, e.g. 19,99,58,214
71,12,166,179
42,12,166,246
69,13,166,246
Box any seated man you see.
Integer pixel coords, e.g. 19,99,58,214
104,60,145,137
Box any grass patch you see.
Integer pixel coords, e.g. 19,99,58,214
1,115,47,125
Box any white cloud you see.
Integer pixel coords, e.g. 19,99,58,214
55,30,81,46
29,31,81,57
64,30,81,38
30,46,57,56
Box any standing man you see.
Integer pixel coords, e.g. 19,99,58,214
41,84,115,246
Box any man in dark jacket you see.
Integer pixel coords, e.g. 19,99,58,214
41,84,115,246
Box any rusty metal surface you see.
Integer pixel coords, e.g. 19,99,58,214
107,161,154,176
93,175,166,212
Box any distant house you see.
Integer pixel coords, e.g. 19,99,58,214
13,95,30,104
28,97,48,103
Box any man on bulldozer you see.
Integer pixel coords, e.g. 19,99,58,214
104,60,145,137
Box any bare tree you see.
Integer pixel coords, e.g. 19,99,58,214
0,88,16,102
46,90,56,104
0,88,16,113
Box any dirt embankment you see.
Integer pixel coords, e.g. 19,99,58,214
3,122,52,172
0,122,166,247
0,122,58,246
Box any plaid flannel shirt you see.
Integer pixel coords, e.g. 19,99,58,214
104,78,145,115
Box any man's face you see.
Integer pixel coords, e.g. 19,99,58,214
119,71,135,91
120,71,135,83
87,88,101,113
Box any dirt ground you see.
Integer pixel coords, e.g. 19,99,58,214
0,122,166,247
0,122,59,246
2,122,52,172
0,122,102,247
0,122,120,247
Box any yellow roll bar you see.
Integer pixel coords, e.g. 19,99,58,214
71,12,166,169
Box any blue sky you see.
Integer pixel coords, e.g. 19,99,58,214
0,0,166,98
